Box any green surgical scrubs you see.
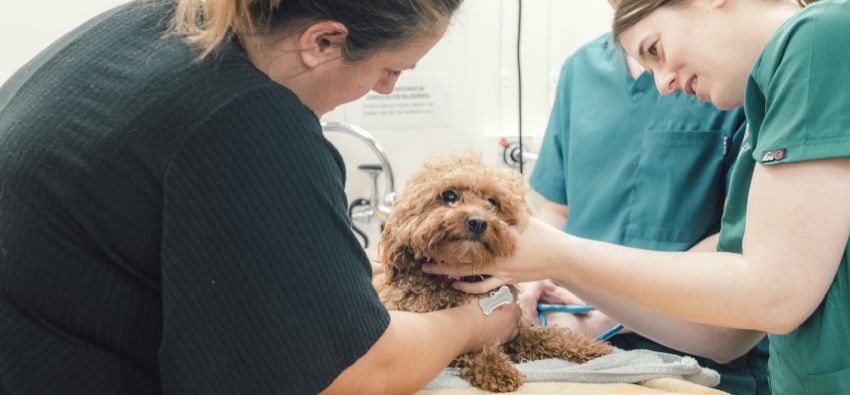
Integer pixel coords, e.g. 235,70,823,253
718,1,850,393
531,33,769,394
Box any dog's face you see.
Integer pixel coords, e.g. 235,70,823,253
381,153,531,284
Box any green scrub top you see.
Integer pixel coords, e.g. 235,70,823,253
531,33,769,394
532,33,745,251
718,1,850,393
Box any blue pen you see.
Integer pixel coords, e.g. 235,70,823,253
536,303,596,314
537,304,596,327
537,311,548,327
596,324,625,341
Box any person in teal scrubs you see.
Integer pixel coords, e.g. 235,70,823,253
518,31,768,394
422,1,850,393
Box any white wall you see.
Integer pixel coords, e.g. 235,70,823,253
0,1,613,245
0,0,133,81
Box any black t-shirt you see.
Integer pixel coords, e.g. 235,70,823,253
0,1,389,393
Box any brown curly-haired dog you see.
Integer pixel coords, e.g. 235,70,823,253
375,152,613,393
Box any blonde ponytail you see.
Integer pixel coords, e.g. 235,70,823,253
171,0,281,60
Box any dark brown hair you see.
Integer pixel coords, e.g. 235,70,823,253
171,0,463,61
612,0,819,44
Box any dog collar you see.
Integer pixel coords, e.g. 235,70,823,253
417,258,490,283
432,274,489,284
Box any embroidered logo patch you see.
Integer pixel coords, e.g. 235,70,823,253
761,149,786,163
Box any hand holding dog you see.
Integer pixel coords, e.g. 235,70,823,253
423,216,566,292
461,297,522,354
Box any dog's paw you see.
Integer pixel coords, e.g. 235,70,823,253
475,367,524,393
457,345,526,393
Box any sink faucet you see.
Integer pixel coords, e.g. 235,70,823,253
321,122,397,224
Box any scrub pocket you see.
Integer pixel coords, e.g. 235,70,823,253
805,366,850,394
625,129,726,249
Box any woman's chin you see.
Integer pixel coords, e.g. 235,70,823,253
710,96,742,111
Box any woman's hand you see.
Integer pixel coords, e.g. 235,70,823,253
539,285,631,338
462,294,522,354
519,280,631,338
517,280,579,324
545,310,630,339
364,245,384,277
422,217,567,293
516,281,546,322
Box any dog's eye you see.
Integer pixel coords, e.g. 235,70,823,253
487,198,501,210
441,190,459,203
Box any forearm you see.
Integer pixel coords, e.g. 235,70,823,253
545,232,772,331
541,161,850,334
560,280,764,362
322,309,477,395
551,232,763,361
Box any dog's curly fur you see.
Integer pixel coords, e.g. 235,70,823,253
375,152,612,392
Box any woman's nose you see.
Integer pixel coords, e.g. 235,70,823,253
373,76,398,95
654,69,679,96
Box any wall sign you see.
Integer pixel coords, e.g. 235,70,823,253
346,72,451,129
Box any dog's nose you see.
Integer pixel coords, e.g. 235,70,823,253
466,216,488,236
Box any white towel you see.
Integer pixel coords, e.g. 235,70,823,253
424,348,720,390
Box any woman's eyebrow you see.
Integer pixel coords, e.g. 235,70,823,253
637,37,649,61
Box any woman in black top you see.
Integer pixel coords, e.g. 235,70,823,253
0,0,520,393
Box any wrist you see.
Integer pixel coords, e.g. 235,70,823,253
454,302,486,354
539,228,579,280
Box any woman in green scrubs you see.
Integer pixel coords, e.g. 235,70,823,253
521,29,768,393
424,1,850,393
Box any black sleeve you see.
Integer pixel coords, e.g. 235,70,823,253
159,86,389,394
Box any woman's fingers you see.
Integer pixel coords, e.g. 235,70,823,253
370,261,384,277
517,282,544,323
452,276,507,294
542,284,585,305
421,263,511,294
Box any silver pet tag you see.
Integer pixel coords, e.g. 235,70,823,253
478,286,513,316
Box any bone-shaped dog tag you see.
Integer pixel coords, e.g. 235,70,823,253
478,286,513,316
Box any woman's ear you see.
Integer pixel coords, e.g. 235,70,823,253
297,20,349,68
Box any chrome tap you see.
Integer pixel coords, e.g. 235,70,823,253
321,122,396,224
499,137,538,169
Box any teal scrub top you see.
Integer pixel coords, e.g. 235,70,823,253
532,33,745,252
531,33,769,394
718,1,850,393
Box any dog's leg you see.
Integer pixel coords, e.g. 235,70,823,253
506,322,613,364
454,345,525,393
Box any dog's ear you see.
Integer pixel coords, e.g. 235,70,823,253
381,217,407,285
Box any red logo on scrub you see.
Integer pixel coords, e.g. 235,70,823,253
761,149,786,163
